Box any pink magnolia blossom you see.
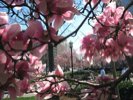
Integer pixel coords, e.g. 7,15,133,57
16,61,29,80
35,80,53,100
114,7,125,24
4,0,24,5
102,0,110,4
29,54,46,75
37,0,79,30
0,12,8,35
0,62,11,86
81,34,97,60
36,81,51,93
8,86,17,100
0,71,10,86
25,20,44,39
124,10,132,20
14,79,29,96
0,12,8,25
25,20,63,42
9,31,29,50
117,32,133,56
58,81,70,92
2,24,21,42
55,65,64,77
19,78,29,93
31,44,48,59
34,65,69,100
82,1,133,63
0,51,7,64
103,38,121,62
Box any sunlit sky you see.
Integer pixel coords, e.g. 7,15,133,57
1,0,132,55
59,14,93,53
60,0,133,54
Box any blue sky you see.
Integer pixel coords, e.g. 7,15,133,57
61,0,133,52
59,14,93,51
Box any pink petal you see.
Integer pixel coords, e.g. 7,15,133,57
60,81,70,91
34,0,40,4
0,72,10,85
54,15,64,30
92,0,98,6
25,20,44,38
102,0,110,4
10,41,23,50
114,7,124,24
0,12,8,25
14,0,24,5
37,0,48,15
124,11,132,20
31,44,47,59
36,81,51,94
56,0,73,7
0,51,7,64
63,11,74,20
48,15,56,24
55,65,64,77
16,61,29,79
20,78,29,93
0,28,5,35
8,86,17,100
43,94,52,100
6,24,21,41
106,2,116,13
4,0,24,5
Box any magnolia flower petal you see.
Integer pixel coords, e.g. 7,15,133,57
6,24,21,41
0,12,8,25
8,86,17,100
54,15,64,30
0,51,7,64
102,0,110,4
55,65,64,77
26,20,43,38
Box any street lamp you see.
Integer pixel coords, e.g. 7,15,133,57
69,41,74,78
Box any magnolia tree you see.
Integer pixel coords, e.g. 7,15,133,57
0,0,133,100
54,42,82,71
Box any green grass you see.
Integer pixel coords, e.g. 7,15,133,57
4,96,35,100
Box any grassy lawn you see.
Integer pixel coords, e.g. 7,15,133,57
4,97,35,100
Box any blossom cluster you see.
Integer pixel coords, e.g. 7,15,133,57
0,0,76,99
82,2,133,63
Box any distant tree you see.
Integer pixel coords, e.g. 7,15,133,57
0,0,133,100
55,42,81,71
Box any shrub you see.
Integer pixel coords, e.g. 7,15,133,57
118,80,133,100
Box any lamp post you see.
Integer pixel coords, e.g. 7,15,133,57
69,41,74,78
